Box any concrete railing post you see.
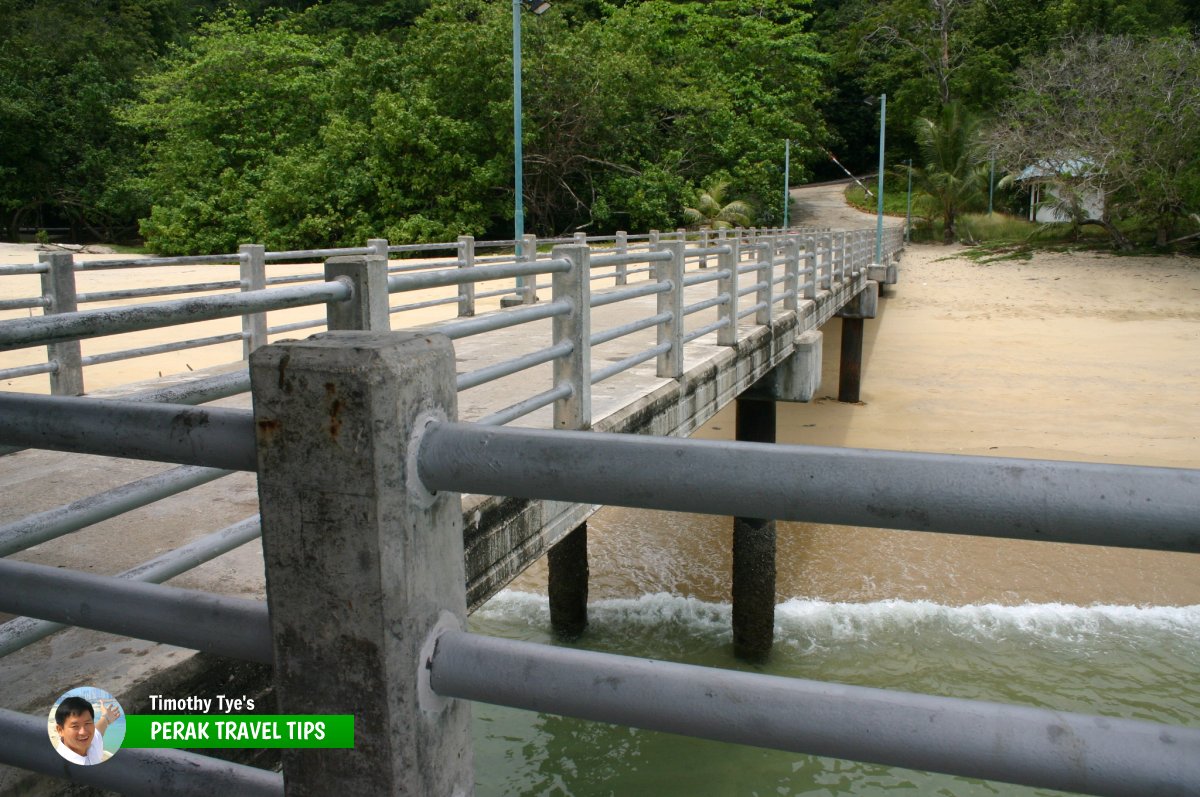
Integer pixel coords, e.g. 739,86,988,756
549,243,593,640
755,238,773,327
551,244,591,432
522,233,539,304
457,235,475,317
784,237,800,314
239,244,267,359
251,330,471,796
700,227,710,269
614,231,628,286
803,234,818,301
324,254,390,332
367,237,389,262
655,239,685,379
39,252,83,396
837,232,848,283
716,231,738,347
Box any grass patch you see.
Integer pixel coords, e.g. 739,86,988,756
844,183,911,216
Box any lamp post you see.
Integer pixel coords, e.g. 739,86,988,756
511,0,550,304
783,139,790,229
874,93,886,263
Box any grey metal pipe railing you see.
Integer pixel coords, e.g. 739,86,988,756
417,423,1200,552
590,251,673,268
0,281,350,351
266,272,324,285
0,394,256,471
124,369,251,404
1,708,282,797
0,558,271,663
457,341,572,391
590,342,672,385
0,465,231,557
590,281,670,308
683,317,731,343
738,303,767,319
0,296,49,311
683,295,730,317
590,312,672,347
390,294,463,314
477,384,572,427
80,332,246,367
74,253,238,269
76,280,242,303
267,316,325,336
0,361,56,380
264,246,371,261
430,630,1200,797
386,259,569,293
432,300,570,341
0,516,260,657
0,263,48,275
682,270,726,287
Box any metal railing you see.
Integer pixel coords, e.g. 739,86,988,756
2,305,1199,795
0,227,832,396
0,224,1039,796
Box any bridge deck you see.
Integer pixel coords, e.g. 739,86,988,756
0,251,881,789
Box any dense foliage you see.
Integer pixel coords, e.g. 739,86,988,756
0,0,1195,253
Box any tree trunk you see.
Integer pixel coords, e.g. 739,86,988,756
943,211,956,243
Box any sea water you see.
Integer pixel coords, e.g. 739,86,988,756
469,591,1200,796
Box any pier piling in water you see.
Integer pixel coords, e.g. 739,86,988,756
549,522,590,639
837,282,878,403
732,396,777,662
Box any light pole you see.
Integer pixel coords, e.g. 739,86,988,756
511,0,550,304
874,93,886,263
783,139,790,228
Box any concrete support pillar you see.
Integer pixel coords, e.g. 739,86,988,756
457,235,475,317
548,522,589,639
251,331,472,796
614,231,628,286
655,240,685,379
732,397,776,662
324,254,391,332
838,316,864,403
548,244,592,638
238,244,267,360
39,252,83,396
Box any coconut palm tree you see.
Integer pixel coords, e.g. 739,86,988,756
913,103,987,243
683,180,754,229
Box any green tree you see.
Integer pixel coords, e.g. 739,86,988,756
683,180,754,229
991,35,1200,249
913,102,986,243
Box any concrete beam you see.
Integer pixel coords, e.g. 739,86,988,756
837,281,879,319
742,331,823,404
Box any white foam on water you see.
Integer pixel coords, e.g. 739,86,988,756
477,590,1200,648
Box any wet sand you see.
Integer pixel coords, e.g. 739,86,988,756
518,244,1200,607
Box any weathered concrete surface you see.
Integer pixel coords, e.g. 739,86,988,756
252,332,471,796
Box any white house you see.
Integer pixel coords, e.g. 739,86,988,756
1016,158,1105,224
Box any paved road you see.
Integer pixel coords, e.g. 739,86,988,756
789,178,881,230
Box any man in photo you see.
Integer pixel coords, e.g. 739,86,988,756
53,696,121,765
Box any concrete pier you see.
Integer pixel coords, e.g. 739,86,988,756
548,523,589,639
732,397,776,662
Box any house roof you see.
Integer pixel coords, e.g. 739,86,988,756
1017,157,1099,181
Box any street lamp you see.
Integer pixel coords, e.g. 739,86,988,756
510,0,550,305
905,158,913,244
783,139,790,228
865,93,887,263
873,94,883,261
